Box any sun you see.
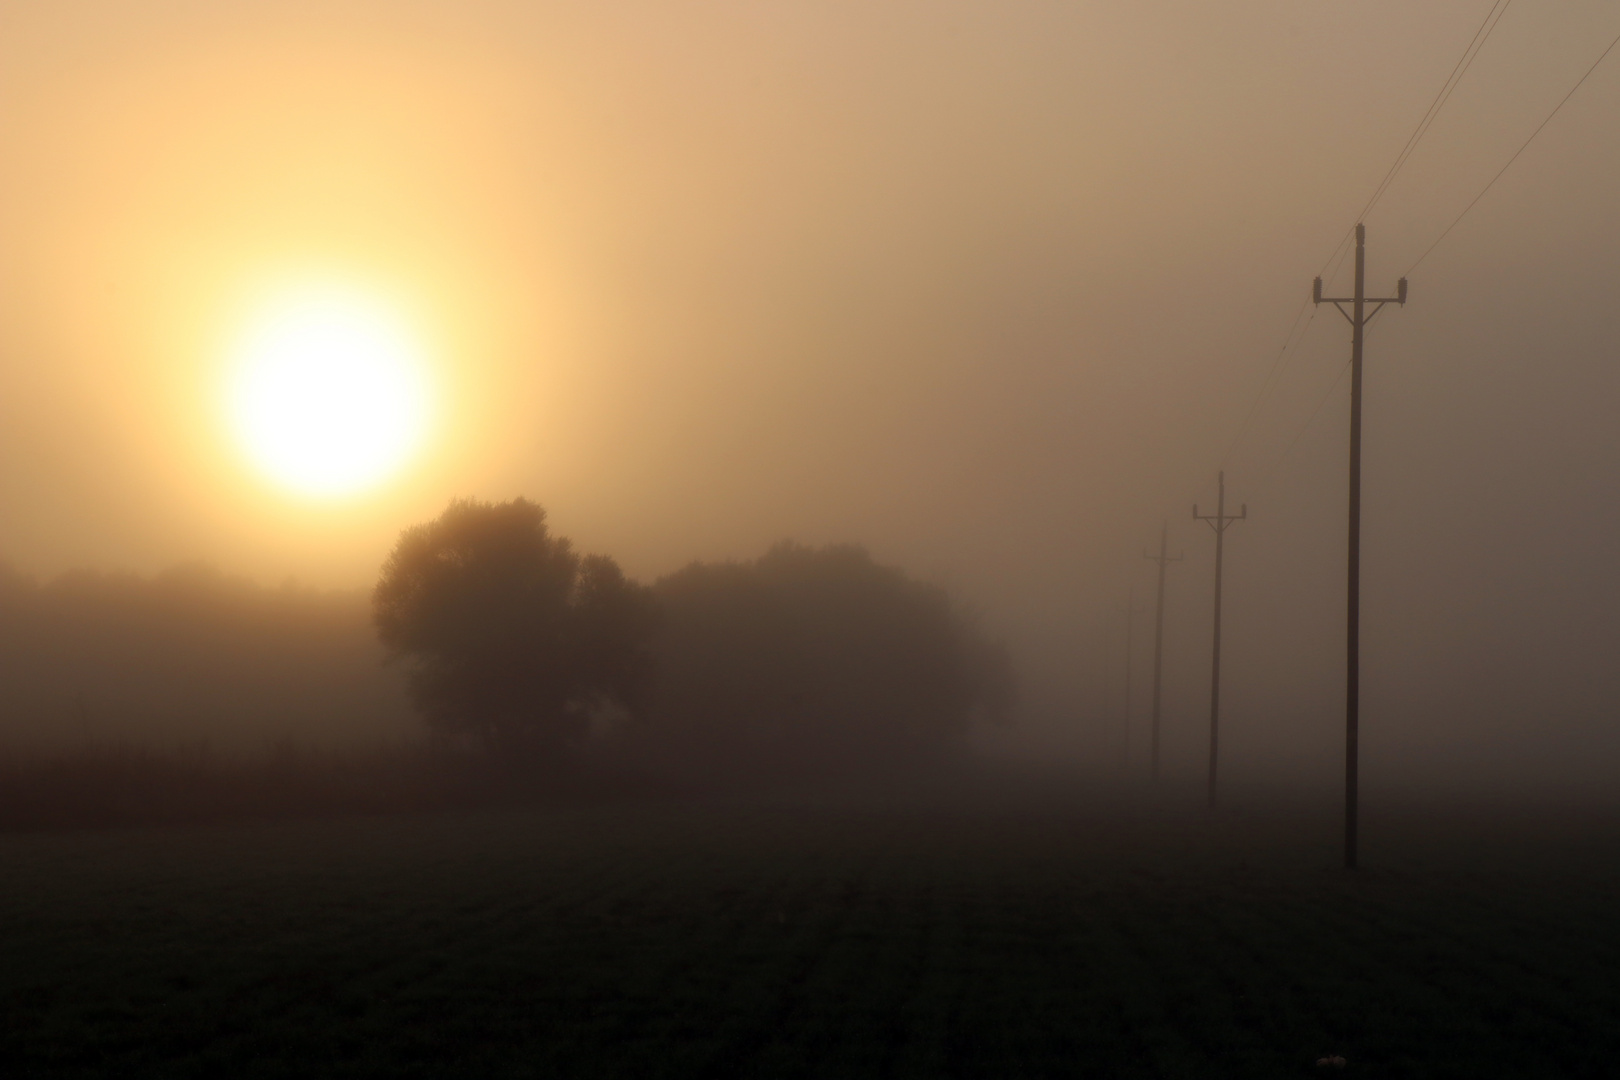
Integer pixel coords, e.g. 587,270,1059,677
226,282,431,497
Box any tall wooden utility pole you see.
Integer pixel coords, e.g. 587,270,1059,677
1194,471,1246,810
1142,523,1182,783
1313,223,1406,869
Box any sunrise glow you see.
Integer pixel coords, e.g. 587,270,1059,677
226,283,431,497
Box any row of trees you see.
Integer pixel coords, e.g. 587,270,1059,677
374,498,1013,771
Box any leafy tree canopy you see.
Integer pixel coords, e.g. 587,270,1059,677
646,542,1014,770
373,498,655,753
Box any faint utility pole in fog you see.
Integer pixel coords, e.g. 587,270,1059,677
1313,224,1406,870
1122,586,1135,772
1194,472,1246,809
1142,523,1182,783
1100,620,1113,761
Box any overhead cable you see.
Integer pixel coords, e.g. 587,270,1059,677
1312,0,1514,289
1406,21,1620,276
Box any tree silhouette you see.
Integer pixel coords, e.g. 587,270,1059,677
373,498,656,755
645,542,1014,773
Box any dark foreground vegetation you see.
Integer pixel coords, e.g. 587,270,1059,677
0,743,679,832
5,769,1620,1079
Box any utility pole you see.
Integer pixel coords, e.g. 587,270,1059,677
1314,223,1406,870
1194,471,1246,810
1142,523,1182,783
1123,585,1135,772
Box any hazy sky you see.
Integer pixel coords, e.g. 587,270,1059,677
3,1,1620,790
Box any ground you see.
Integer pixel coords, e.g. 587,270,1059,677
3,768,1619,1078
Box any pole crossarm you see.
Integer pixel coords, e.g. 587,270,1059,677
1193,504,1247,532
1315,275,1407,307
1323,300,1399,326
1316,275,1406,327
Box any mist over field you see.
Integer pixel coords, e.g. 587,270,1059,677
0,562,409,753
5,4,1620,1073
2,2,1619,808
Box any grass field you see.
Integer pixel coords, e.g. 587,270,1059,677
3,767,1620,1078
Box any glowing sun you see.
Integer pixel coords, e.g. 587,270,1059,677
226,284,431,497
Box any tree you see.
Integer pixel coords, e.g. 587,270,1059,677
373,498,656,755
644,542,1014,773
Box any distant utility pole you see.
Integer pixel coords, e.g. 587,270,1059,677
1142,523,1182,783
1123,585,1135,772
1194,471,1246,810
1314,223,1407,870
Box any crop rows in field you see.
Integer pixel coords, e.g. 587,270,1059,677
4,782,1620,1078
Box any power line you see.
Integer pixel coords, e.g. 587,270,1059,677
1219,298,1317,467
1314,0,1513,289
1407,21,1620,276
1357,0,1514,225
1278,8,1616,485
1221,4,1510,478
1250,360,1351,493
1318,233,1356,292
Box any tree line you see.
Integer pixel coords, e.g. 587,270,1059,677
0,498,1012,784
374,498,1014,776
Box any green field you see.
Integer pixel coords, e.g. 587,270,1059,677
3,769,1619,1078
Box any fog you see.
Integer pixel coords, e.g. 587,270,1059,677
2,1,1620,797
0,562,410,752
